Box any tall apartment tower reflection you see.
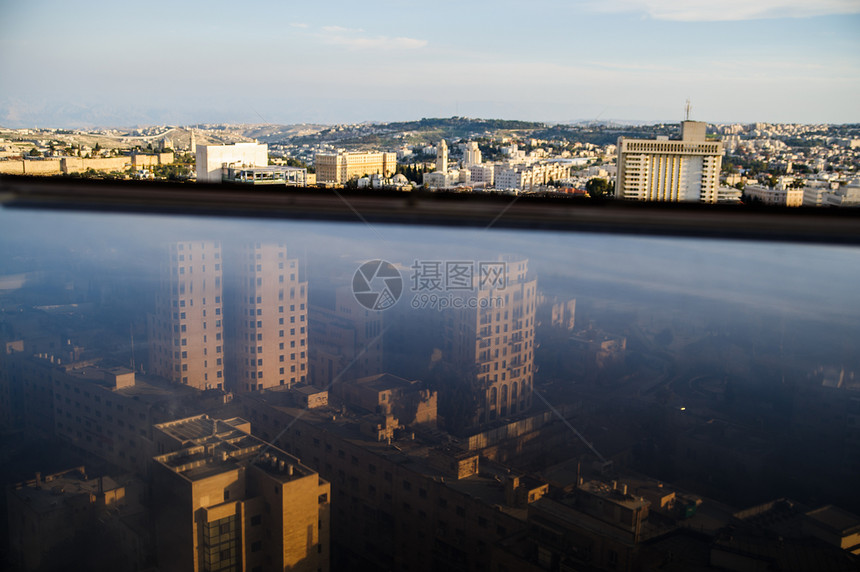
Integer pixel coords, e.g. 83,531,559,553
309,287,383,386
448,257,537,425
227,243,307,391
148,241,224,390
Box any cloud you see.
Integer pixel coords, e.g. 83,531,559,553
321,25,362,33
290,22,309,28
590,0,860,21
318,26,427,50
327,35,428,50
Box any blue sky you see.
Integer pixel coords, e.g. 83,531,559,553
1,0,858,127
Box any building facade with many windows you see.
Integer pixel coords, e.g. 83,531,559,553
226,243,308,392
314,151,397,184
148,241,224,390
446,258,537,425
615,120,723,202
152,415,330,572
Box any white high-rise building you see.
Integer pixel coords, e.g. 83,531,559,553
436,139,448,173
196,142,268,183
469,164,494,186
462,141,481,166
615,121,723,202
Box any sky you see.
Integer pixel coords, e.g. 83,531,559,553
0,0,858,127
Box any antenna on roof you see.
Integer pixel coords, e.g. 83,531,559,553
685,98,692,121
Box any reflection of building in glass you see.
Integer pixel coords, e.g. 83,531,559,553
570,330,627,375
238,392,534,572
309,287,383,386
152,415,330,572
226,243,307,391
537,294,576,331
339,373,438,436
616,121,723,202
148,241,224,390
6,466,142,572
497,478,661,571
2,349,211,475
447,258,537,425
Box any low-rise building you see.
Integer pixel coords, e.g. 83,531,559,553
232,392,538,572
223,165,308,186
7,466,148,572
152,415,331,572
744,183,804,206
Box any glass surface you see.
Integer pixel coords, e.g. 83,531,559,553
2,206,859,570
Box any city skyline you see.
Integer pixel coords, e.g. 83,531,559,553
1,0,859,127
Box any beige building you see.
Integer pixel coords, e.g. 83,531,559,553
339,372,438,432
7,466,134,572
616,120,723,202
0,348,204,476
494,161,571,191
152,415,330,572
744,183,804,207
235,392,533,572
447,258,537,425
148,241,224,390
226,242,308,392
314,151,397,184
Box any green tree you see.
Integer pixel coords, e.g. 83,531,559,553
28,147,41,157
585,177,611,199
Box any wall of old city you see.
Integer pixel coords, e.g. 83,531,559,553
0,152,174,175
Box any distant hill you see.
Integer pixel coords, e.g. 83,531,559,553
285,117,546,148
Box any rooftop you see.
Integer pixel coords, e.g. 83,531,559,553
263,400,527,519
356,372,417,392
806,505,860,535
154,415,315,484
578,479,650,511
155,415,249,444
9,466,120,514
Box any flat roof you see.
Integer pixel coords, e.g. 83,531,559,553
806,505,860,535
228,165,305,173
154,415,316,484
356,372,416,392
264,401,526,520
10,467,120,514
